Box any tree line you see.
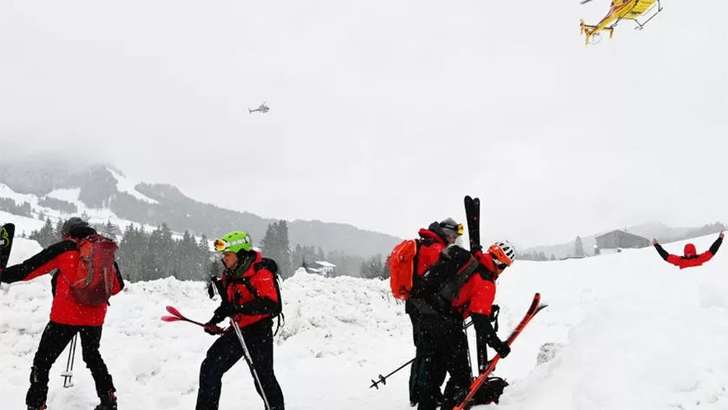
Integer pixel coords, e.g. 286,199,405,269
26,218,213,282
25,218,390,281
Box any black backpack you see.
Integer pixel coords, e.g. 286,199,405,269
411,245,481,316
434,245,482,301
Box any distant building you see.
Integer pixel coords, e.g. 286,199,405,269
595,230,650,250
304,261,337,277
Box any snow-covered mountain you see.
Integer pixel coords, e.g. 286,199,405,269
2,233,726,409
0,161,401,258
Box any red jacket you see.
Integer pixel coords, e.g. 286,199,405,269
654,237,723,270
451,251,499,318
415,229,448,276
222,251,280,329
0,239,123,326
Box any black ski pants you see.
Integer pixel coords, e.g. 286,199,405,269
408,307,446,405
417,315,472,410
26,321,115,408
196,320,284,410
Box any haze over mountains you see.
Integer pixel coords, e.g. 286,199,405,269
0,159,401,259
0,160,722,263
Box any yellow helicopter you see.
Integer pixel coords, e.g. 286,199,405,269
580,0,663,45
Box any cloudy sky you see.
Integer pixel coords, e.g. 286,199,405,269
1,0,726,247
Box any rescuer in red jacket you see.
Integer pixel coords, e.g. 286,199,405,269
652,231,723,269
0,217,124,410
410,240,516,410
196,230,284,410
407,218,463,407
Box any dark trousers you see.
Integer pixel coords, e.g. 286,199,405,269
417,315,472,410
196,320,284,410
408,308,446,405
26,321,115,408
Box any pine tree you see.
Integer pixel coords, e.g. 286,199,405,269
575,236,585,257
274,221,292,278
260,221,293,279
55,219,64,238
360,254,387,279
176,230,197,280
29,218,56,248
118,224,146,282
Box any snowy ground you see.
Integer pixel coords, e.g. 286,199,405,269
1,234,727,410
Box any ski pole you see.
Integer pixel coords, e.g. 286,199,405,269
370,319,475,389
230,320,271,410
463,325,473,379
370,355,418,389
61,333,78,388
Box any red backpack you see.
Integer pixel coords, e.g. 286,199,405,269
387,239,421,300
64,234,118,306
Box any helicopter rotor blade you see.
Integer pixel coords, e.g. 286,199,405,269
580,0,596,4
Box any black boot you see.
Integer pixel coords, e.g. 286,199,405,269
94,391,118,410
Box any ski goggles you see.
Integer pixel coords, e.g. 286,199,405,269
441,222,464,235
213,238,248,252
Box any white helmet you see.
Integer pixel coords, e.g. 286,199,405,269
488,240,516,266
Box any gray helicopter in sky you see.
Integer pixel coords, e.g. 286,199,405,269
248,101,269,114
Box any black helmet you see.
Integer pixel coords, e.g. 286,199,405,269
61,217,90,238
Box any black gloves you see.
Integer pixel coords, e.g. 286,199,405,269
205,303,236,336
472,312,510,360
493,339,511,358
213,301,240,319
207,301,237,327
204,321,223,336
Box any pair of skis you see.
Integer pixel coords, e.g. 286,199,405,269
464,195,480,252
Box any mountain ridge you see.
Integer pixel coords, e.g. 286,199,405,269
0,160,401,258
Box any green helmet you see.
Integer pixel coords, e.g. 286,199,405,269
214,230,252,253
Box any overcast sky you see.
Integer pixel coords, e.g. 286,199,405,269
1,0,726,248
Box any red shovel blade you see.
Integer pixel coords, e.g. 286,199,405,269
166,306,184,318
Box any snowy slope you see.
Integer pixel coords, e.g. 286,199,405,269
1,180,173,237
1,234,727,410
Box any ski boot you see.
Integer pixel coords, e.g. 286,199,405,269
94,391,117,410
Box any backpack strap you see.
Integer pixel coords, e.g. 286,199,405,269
253,259,285,335
410,239,423,290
